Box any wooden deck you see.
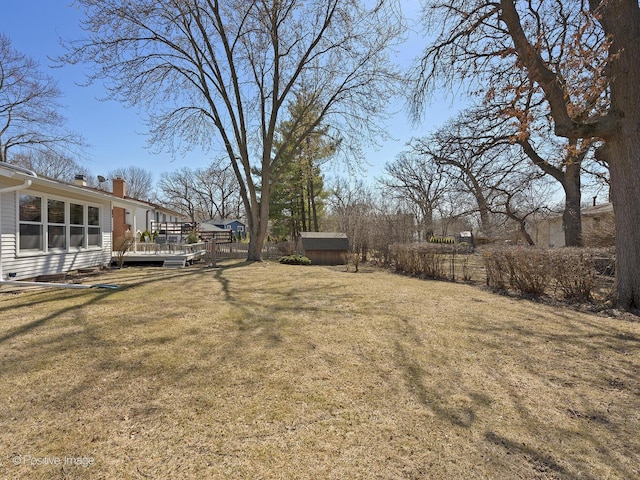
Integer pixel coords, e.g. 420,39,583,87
119,251,207,265
116,242,209,266
115,240,286,266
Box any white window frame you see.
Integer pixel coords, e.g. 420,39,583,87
18,194,44,253
47,198,67,252
17,191,103,256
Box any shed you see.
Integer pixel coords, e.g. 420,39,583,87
298,232,349,265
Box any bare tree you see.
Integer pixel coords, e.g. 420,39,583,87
414,0,640,308
64,0,404,260
8,150,85,182
157,168,200,223
488,171,555,246
0,34,84,163
108,166,154,201
408,123,514,236
379,151,450,240
484,68,599,247
193,159,242,220
327,178,415,264
408,106,576,241
325,178,375,259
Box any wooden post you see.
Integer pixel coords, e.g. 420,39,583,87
209,241,217,268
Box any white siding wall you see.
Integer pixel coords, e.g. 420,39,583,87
102,205,113,253
132,207,154,234
1,190,113,280
0,190,17,276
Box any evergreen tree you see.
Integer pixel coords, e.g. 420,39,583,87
269,94,337,240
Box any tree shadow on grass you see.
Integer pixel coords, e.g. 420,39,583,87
0,265,216,346
393,338,491,429
212,263,355,356
484,431,577,479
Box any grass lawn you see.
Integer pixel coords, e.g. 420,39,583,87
0,261,638,479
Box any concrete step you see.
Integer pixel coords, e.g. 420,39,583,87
163,257,187,268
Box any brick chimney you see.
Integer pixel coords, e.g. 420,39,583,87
112,175,129,247
112,176,126,198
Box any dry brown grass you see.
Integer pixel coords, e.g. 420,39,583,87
0,261,639,479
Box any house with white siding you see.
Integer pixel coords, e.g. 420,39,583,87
0,163,160,281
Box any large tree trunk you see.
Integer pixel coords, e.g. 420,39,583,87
563,162,582,247
600,0,640,309
605,136,640,309
245,186,270,261
246,210,268,261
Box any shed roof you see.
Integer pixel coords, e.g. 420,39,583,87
199,223,231,233
300,232,349,251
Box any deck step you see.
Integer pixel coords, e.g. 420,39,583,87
163,257,187,268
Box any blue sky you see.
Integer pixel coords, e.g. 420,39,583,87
0,2,463,184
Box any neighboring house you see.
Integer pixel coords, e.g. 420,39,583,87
211,219,246,238
535,202,615,247
297,232,349,265
0,164,144,281
198,222,234,243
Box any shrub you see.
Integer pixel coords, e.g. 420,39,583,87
276,241,295,256
502,248,550,296
343,252,361,272
113,233,135,268
483,246,614,301
429,236,456,244
279,254,311,265
483,248,509,290
390,243,472,281
186,230,200,244
484,247,554,295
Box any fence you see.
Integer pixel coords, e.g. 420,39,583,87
208,241,283,260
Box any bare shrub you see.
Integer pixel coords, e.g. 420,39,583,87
342,252,361,272
484,246,615,301
460,254,473,282
350,253,361,272
549,248,616,302
547,249,595,302
391,243,472,281
582,215,616,248
483,248,509,290
502,249,551,296
483,247,550,295
276,241,295,256
113,233,135,268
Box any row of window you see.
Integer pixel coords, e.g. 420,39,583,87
19,194,102,253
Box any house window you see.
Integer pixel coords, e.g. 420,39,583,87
70,203,85,248
18,195,102,254
19,194,43,251
47,199,66,249
88,206,101,247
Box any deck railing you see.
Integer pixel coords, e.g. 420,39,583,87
130,240,284,260
133,241,207,255
209,241,282,260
